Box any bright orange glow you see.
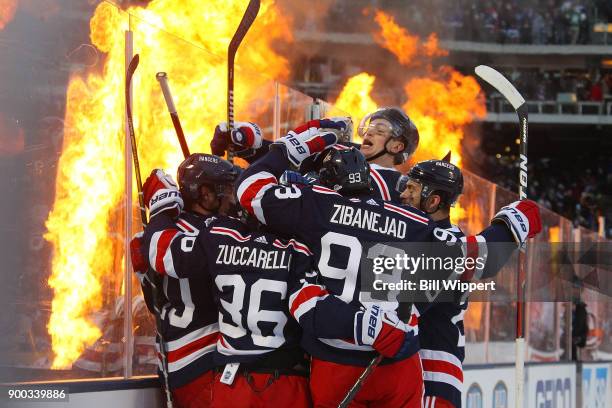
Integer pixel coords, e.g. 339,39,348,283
549,226,560,242
0,0,17,30
423,33,448,58
45,0,290,369
373,11,448,66
332,72,377,141
403,67,486,168
373,10,418,65
334,10,486,229
335,11,485,169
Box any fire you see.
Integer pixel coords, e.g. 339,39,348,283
372,10,447,66
0,0,17,30
333,9,486,228
403,67,486,168
45,0,290,368
333,72,377,141
333,12,484,168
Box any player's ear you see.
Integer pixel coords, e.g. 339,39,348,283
388,139,405,154
426,195,441,213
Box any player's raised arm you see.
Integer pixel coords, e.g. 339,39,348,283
235,120,343,231
138,169,209,280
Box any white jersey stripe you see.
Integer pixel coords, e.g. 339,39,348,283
292,294,329,321
370,168,390,201
251,184,275,224
422,371,463,392
419,348,463,368
312,185,341,195
383,202,429,224
165,323,219,351
236,171,276,203
161,343,216,373
210,226,251,242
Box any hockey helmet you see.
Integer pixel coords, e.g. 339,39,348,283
358,107,419,163
401,158,463,211
318,146,371,195
177,153,240,202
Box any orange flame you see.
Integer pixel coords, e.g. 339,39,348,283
45,0,290,368
403,67,486,168
333,72,377,141
373,10,447,66
333,10,486,226
0,0,17,30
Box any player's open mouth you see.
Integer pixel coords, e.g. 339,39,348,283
362,139,373,147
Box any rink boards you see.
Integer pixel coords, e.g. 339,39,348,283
5,361,612,407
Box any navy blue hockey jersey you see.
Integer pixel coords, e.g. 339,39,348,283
142,214,219,389
342,141,403,202
143,211,364,374
237,149,515,366
369,163,403,203
418,218,468,408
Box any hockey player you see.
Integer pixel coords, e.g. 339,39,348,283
236,123,541,407
134,153,413,408
399,159,469,408
352,107,419,202
209,110,416,203
130,170,219,408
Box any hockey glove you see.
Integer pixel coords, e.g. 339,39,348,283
142,169,184,219
272,127,338,167
492,199,542,248
294,117,352,133
355,305,418,359
129,232,147,284
279,170,314,186
211,121,263,156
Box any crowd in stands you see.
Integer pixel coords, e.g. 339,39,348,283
438,0,611,44
317,0,612,45
483,153,612,238
469,68,612,103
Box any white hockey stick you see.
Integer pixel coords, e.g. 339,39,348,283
475,65,528,408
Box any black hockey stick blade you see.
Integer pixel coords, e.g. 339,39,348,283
125,54,147,227
227,0,260,161
126,54,140,92
228,0,260,62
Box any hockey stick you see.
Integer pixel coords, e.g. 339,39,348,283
126,54,174,408
337,355,383,408
227,0,260,162
475,65,528,408
126,55,147,227
156,72,190,158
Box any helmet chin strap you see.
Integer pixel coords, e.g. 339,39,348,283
366,138,392,162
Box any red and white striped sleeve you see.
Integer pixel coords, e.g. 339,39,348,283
143,214,206,279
